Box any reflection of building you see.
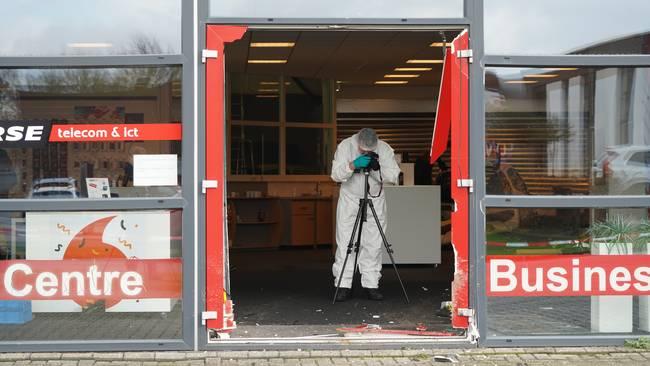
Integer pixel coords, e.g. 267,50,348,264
570,31,650,55
3,75,181,197
486,64,650,196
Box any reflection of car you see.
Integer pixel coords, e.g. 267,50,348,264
29,178,80,199
593,145,650,194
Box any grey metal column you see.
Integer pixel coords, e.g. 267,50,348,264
465,0,487,347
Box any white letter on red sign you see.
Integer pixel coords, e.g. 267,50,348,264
120,272,143,296
610,267,632,292
36,272,59,297
634,267,650,292
87,265,103,296
490,259,517,293
547,267,568,292
4,263,33,297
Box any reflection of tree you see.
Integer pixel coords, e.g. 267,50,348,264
17,35,180,96
127,34,165,55
0,70,21,119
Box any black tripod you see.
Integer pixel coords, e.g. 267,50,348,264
332,169,409,304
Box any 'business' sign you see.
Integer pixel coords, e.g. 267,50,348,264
488,255,650,297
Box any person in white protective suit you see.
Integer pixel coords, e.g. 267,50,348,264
330,128,401,301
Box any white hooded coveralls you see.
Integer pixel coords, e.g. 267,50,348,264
330,134,401,289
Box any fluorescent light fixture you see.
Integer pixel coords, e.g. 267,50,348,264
256,94,279,98
250,42,295,47
67,42,113,48
375,80,409,85
395,67,432,71
384,74,420,78
406,59,443,64
259,81,279,85
429,42,452,47
247,60,287,64
258,88,279,92
524,74,559,78
505,80,538,84
543,68,578,71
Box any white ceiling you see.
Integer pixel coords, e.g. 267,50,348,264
225,29,462,99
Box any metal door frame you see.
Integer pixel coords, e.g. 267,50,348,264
197,0,485,350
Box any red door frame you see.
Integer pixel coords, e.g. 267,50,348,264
205,25,247,330
206,26,471,332
431,30,471,329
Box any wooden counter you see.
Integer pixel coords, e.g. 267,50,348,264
228,196,333,249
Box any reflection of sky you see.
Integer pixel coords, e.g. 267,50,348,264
0,1,181,56
485,0,650,55
209,0,462,18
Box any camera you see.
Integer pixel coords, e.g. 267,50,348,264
363,151,380,171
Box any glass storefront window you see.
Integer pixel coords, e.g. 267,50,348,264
484,0,650,55
485,67,650,196
229,74,280,122
210,0,463,19
0,209,182,340
486,207,650,336
0,67,182,199
230,126,279,175
0,1,182,56
286,128,333,175
286,78,328,123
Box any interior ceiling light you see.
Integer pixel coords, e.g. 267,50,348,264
67,42,113,48
543,67,578,71
395,67,432,71
258,88,279,92
256,94,279,98
247,60,287,64
429,42,453,47
384,74,420,78
259,81,279,85
505,80,538,84
406,59,443,64
375,80,409,85
524,74,559,78
250,42,295,47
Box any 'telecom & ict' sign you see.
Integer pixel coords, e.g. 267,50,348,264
488,255,650,296
0,120,181,147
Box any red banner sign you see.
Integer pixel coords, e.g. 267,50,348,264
49,123,182,142
0,259,181,301
487,255,650,297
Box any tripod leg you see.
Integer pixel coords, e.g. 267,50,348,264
350,199,367,292
368,200,410,304
333,200,365,304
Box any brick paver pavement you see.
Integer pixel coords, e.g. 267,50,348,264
1,347,650,365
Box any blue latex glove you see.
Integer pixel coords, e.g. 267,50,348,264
353,155,371,169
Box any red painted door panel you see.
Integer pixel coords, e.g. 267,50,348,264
205,25,247,331
430,30,470,329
